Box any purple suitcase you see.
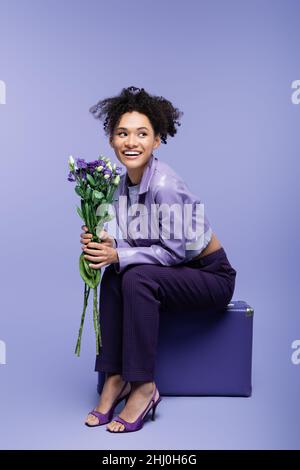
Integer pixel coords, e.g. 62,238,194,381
97,300,254,397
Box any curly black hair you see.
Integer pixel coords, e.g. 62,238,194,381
89,86,183,144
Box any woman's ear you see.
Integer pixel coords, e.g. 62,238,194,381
153,135,161,150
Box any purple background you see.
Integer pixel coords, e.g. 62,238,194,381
0,0,299,449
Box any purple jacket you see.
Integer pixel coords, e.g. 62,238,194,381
108,153,212,273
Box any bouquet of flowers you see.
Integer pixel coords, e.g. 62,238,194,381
67,155,122,356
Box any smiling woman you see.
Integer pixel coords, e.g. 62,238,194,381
110,112,160,185
83,86,237,433
90,85,183,185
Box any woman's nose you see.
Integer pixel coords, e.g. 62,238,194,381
126,135,138,146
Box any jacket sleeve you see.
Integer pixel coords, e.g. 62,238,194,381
112,238,132,249
113,178,190,274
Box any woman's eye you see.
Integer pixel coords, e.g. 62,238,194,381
117,132,147,137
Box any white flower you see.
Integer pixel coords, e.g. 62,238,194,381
113,175,120,185
68,155,75,170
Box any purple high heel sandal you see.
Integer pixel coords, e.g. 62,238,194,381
107,384,162,433
85,381,131,427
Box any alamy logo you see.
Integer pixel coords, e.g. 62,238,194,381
291,80,300,104
0,80,6,104
291,339,300,365
97,198,206,249
0,340,6,365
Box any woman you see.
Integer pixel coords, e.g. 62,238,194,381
82,86,237,433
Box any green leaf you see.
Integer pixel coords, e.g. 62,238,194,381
92,190,105,201
86,174,96,187
85,202,91,231
86,187,92,201
79,253,101,289
90,208,97,232
75,186,83,197
79,254,93,288
76,206,84,221
80,199,86,221
83,258,93,277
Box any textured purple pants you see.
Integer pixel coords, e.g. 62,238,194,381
94,247,237,382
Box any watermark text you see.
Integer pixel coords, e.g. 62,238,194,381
0,340,6,365
291,339,300,365
0,80,6,104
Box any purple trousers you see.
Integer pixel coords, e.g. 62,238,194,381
94,247,237,382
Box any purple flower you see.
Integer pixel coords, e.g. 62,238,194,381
87,160,100,173
76,158,87,169
67,171,76,182
115,167,122,175
75,168,87,180
104,169,112,177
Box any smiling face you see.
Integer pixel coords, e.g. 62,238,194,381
109,111,161,184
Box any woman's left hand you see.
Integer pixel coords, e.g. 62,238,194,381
81,241,119,269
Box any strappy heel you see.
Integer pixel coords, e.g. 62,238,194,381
85,381,131,427
151,395,162,421
107,384,162,433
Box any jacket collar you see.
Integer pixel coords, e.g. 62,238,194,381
119,152,157,196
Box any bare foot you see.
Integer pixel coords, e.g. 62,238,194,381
85,373,131,426
107,381,158,432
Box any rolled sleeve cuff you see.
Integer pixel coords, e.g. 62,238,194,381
113,244,186,274
113,239,133,274
114,238,132,249
113,247,134,274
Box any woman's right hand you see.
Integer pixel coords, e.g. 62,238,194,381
80,225,115,249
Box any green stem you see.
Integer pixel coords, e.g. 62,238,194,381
75,283,90,356
93,286,102,354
